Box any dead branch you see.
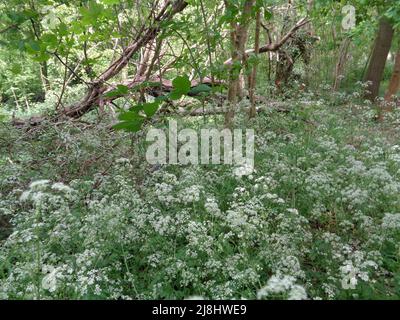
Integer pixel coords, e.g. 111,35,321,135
224,17,310,65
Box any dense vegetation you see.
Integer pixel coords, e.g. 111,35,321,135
1,0,400,300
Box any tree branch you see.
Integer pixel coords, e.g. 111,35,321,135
224,17,310,65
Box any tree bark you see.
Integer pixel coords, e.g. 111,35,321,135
364,18,394,101
224,0,255,127
61,0,188,119
384,47,400,103
223,17,309,65
333,38,351,91
249,9,261,118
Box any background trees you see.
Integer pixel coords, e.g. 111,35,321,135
2,0,400,301
0,0,400,124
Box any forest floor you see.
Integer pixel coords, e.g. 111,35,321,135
1,92,400,299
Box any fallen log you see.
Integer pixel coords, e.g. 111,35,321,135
56,0,189,119
11,0,189,127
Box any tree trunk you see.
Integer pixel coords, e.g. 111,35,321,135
333,38,351,91
136,41,155,78
61,0,188,119
40,61,51,93
249,9,261,118
364,18,394,101
384,47,400,103
224,0,255,127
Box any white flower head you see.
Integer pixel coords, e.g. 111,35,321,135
51,182,74,193
29,179,51,190
19,190,31,202
288,285,308,300
42,268,59,293
233,163,254,178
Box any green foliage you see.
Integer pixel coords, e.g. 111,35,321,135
1,96,400,299
113,75,195,132
1,0,400,301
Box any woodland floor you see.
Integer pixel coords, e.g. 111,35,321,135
1,94,400,299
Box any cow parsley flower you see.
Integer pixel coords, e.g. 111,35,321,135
51,182,74,193
42,267,59,293
233,163,254,178
288,285,308,300
257,275,307,300
29,179,51,190
382,213,400,230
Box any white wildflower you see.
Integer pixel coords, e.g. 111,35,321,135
29,179,50,189
382,213,400,230
288,285,307,300
52,182,74,193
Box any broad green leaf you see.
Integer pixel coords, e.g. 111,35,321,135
32,52,51,62
41,33,58,49
118,111,145,121
113,119,144,132
58,23,69,37
26,41,41,52
172,75,191,94
143,101,160,117
105,85,129,98
188,84,212,96
169,90,184,100
155,95,168,103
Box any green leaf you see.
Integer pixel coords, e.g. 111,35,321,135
80,2,104,25
113,119,144,132
58,23,69,37
118,111,145,121
169,90,184,100
155,95,169,103
41,33,59,49
32,52,51,62
169,75,192,100
188,84,212,96
264,10,273,21
101,0,120,4
172,75,191,94
105,85,129,98
26,41,41,52
143,101,160,117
